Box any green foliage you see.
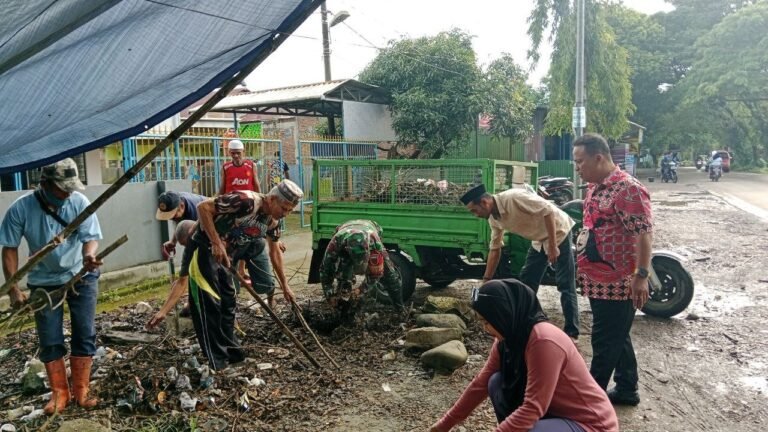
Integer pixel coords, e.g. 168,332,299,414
658,1,768,164
531,1,634,138
314,118,343,137
480,54,536,141
360,30,535,158
359,29,481,158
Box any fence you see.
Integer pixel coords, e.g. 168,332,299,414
538,160,574,181
112,134,282,197
297,140,379,227
315,159,538,206
447,130,526,161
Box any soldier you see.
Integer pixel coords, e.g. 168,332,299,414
319,220,403,315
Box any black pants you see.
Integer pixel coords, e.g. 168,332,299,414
518,236,580,338
589,298,637,392
189,244,245,370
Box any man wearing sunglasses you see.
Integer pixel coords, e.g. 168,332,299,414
461,183,579,342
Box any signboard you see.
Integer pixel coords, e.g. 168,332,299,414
572,106,586,128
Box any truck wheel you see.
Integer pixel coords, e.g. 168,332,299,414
641,256,695,318
389,253,417,302
422,275,456,289
368,252,417,305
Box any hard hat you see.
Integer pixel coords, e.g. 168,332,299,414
228,139,244,151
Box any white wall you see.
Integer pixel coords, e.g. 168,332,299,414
0,179,191,287
342,101,397,141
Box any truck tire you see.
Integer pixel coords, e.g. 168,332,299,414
389,252,417,302
641,256,695,318
422,275,456,289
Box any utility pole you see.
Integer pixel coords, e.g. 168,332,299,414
320,1,336,135
572,0,586,196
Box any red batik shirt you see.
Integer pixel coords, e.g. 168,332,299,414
577,168,653,300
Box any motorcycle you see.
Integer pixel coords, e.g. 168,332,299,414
543,199,695,318
695,158,704,170
661,161,678,183
538,176,574,205
709,164,722,182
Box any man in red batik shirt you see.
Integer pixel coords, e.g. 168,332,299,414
573,133,653,407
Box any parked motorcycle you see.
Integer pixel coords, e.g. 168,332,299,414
538,176,574,205
544,199,695,318
661,161,678,183
710,164,722,182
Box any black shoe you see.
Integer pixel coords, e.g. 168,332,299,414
607,387,640,406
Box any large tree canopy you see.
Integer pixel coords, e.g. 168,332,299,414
359,30,535,158
359,29,482,158
528,0,634,138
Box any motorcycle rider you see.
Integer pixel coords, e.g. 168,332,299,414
709,153,723,180
660,151,673,181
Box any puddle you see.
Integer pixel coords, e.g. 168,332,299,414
739,377,768,395
689,283,756,318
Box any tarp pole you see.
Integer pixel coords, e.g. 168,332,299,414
0,4,321,296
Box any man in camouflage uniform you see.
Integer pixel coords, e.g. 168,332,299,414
319,220,403,314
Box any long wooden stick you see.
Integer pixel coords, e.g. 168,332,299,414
247,257,339,368
31,235,129,311
0,2,322,297
226,267,322,369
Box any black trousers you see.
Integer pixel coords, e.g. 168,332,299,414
589,298,638,392
189,244,245,370
518,235,580,338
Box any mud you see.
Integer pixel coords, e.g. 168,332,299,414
1,174,768,431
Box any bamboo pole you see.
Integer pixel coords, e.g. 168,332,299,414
226,267,322,369
0,3,321,296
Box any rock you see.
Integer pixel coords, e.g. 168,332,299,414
180,343,201,355
415,314,467,331
405,327,463,350
179,392,197,411
420,340,469,373
201,418,228,432
656,373,671,384
467,354,484,363
421,296,473,319
101,330,158,345
1,424,17,432
56,419,110,432
134,302,153,315
165,316,195,336
21,359,46,395
685,312,700,321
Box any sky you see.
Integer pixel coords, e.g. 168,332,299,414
244,0,675,91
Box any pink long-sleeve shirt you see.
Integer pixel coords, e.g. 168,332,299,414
436,322,619,432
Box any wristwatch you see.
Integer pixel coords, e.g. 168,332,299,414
634,267,649,278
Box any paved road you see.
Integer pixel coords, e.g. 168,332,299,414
639,167,768,219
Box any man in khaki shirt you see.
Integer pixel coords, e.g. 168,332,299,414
461,184,579,340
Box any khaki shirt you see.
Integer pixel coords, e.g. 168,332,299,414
489,189,575,251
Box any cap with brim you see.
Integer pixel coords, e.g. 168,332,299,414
460,184,487,205
41,158,85,193
156,191,182,220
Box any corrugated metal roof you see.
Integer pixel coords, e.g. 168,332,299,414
206,79,390,114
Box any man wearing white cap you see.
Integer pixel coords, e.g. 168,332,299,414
190,179,303,370
218,139,260,196
0,158,103,415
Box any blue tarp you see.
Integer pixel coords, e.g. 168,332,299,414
0,0,317,173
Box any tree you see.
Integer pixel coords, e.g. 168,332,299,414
528,1,634,138
670,1,768,165
359,29,482,158
480,54,536,142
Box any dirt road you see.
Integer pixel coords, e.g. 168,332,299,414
2,168,768,431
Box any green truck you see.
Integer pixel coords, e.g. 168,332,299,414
306,159,540,301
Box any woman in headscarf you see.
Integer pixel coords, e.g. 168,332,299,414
430,280,618,432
